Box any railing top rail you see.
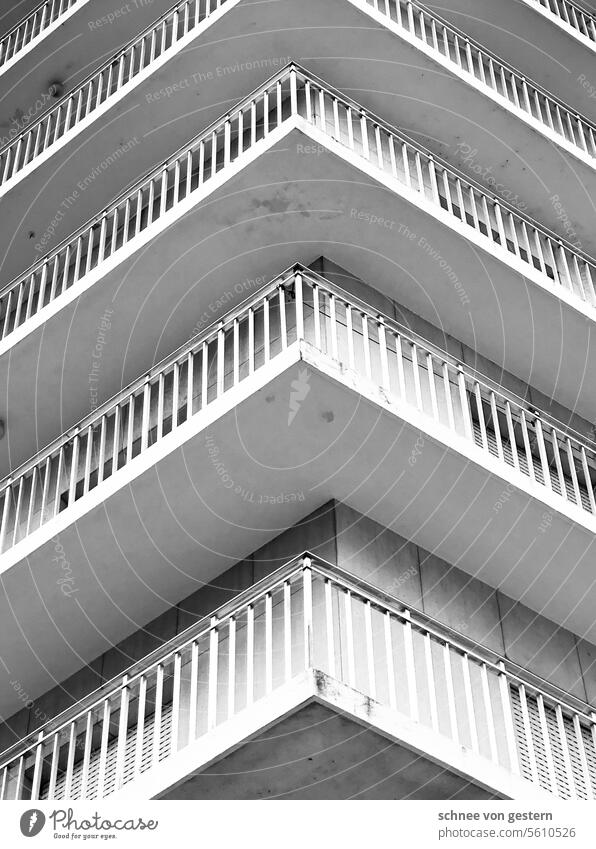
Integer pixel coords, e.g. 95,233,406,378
1,262,594,490
3,57,596,307
1,551,594,766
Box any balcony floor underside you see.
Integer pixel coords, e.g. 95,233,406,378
1,346,594,720
161,695,498,800
2,0,595,284
1,128,594,480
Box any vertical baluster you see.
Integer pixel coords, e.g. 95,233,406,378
460,655,480,755
580,447,596,513
403,610,418,722
534,413,552,490
82,424,93,495
63,721,77,798
133,675,147,778
504,400,520,471
395,334,405,398
411,343,423,410
263,297,270,364
572,714,593,799
47,732,60,800
208,617,219,729
443,644,459,745
566,438,583,507
384,611,397,710
378,317,390,391
362,313,372,379
284,579,292,681
536,694,558,792
294,270,304,341
364,600,376,700
79,710,94,798
442,362,456,430
550,428,566,498
29,732,44,801
152,664,164,766
520,409,537,481
246,604,254,706
555,703,578,797
426,353,439,420
278,285,287,351
97,415,107,484
265,594,273,694
11,476,25,547
424,632,439,732
498,662,520,774
344,589,355,687
480,663,499,762
125,396,134,465
303,560,313,668
114,676,131,790
325,579,336,677
227,619,236,719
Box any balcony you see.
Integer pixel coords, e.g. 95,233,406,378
0,263,595,723
1,0,595,282
424,0,596,119
1,64,595,479
2,554,594,800
0,0,176,150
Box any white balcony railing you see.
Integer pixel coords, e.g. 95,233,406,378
0,0,78,70
529,0,596,43
0,264,594,559
1,554,595,800
0,0,594,194
1,64,595,352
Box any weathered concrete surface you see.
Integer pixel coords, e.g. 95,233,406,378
162,701,497,799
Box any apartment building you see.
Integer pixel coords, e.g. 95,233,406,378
0,0,595,801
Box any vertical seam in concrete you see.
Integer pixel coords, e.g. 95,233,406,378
574,632,590,705
416,543,425,613
495,589,508,660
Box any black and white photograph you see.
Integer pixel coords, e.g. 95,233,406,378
0,0,595,844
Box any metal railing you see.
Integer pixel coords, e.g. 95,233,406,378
1,64,595,351
365,0,596,156
529,0,596,43
0,0,228,185
0,0,78,70
1,553,595,800
1,0,595,194
0,264,594,558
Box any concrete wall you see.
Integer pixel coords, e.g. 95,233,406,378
2,498,595,754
